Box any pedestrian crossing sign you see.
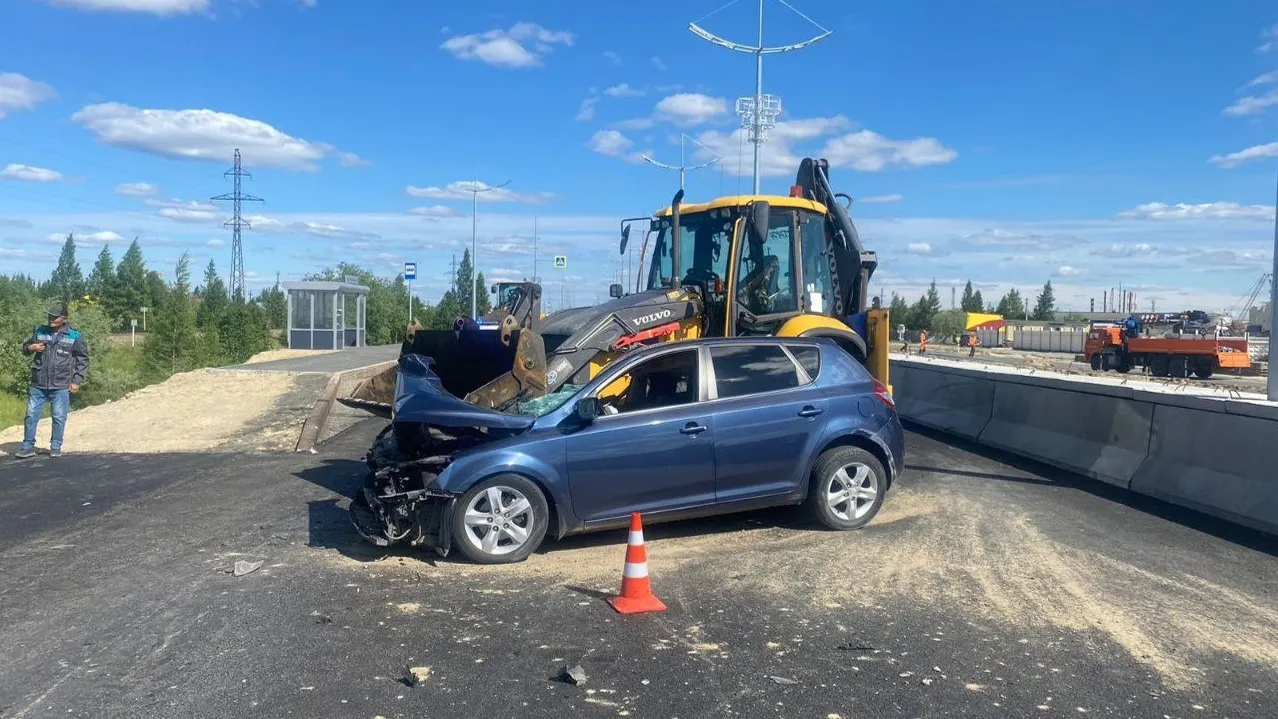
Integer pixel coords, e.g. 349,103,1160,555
553,255,567,269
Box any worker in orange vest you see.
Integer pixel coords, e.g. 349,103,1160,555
968,332,978,357
919,329,928,355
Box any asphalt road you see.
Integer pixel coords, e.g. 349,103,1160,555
222,344,399,374
1,420,1275,718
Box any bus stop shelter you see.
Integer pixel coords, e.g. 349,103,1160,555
282,280,369,349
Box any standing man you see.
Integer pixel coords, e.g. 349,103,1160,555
14,305,89,459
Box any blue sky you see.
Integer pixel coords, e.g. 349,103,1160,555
1,0,1276,315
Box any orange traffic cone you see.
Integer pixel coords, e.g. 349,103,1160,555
607,512,667,615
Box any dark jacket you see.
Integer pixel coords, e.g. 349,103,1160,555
23,324,90,390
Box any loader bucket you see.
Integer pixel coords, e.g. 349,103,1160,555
400,329,519,400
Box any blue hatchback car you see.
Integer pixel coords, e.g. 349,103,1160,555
350,336,905,564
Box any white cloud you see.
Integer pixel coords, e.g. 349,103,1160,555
1090,243,1159,258
0,73,56,119
2,163,63,182
39,0,208,14
292,222,379,241
604,83,645,98
1222,88,1278,117
906,242,933,255
1259,23,1278,53
651,56,667,71
615,117,655,131
603,51,621,65
440,22,573,69
1056,265,1084,277
587,129,647,164
575,97,598,122
405,180,553,204
158,206,218,223
694,116,853,178
1246,70,1278,87
859,194,903,204
338,151,372,168
207,238,224,248
115,182,159,197
655,93,728,126
1118,201,1275,220
409,205,461,218
71,102,348,172
820,130,957,172
1209,142,1278,168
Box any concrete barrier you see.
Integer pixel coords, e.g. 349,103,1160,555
890,362,995,440
1131,401,1278,534
980,379,1153,489
889,355,1277,534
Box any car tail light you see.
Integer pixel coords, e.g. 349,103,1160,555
872,379,895,408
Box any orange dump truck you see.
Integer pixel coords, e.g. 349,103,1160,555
1084,324,1250,379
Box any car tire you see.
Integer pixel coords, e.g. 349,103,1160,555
451,474,550,565
806,446,887,531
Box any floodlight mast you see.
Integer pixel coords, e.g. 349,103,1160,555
641,133,722,189
690,0,831,194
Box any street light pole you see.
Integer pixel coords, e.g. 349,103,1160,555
641,133,721,190
1268,171,1277,401
464,173,511,320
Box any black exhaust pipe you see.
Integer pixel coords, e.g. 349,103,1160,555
670,189,685,288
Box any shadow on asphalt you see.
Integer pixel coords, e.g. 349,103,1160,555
905,421,1278,558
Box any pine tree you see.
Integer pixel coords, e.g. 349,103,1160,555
909,281,943,331
141,252,200,380
218,302,272,363
197,259,229,327
996,289,1026,319
430,290,467,329
959,280,981,312
474,271,492,315
258,277,287,329
87,245,115,300
49,234,85,303
455,249,479,317
111,239,149,329
1032,280,1057,321
972,290,985,313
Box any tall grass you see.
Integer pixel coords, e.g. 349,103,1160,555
0,346,147,432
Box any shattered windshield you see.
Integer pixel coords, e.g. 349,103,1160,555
512,384,582,417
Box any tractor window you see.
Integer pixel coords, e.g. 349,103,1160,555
736,210,799,318
645,213,732,292
799,212,833,314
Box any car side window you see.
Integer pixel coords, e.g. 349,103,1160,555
788,345,820,380
710,344,803,399
596,349,699,415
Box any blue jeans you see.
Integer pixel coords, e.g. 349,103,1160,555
22,387,70,452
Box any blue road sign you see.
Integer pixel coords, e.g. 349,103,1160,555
404,262,417,280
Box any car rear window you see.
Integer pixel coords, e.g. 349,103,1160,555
710,344,802,399
788,345,820,380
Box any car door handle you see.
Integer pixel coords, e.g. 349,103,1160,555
797,406,824,418
680,422,708,435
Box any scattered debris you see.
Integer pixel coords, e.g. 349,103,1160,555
899,671,914,678
921,678,934,686
769,676,799,685
406,666,431,686
558,665,588,686
233,560,264,577
836,643,875,652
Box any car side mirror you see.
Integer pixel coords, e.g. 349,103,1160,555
609,283,623,299
574,397,601,423
748,201,771,247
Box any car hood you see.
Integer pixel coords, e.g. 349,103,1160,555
392,353,536,431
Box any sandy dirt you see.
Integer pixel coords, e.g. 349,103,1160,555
241,348,338,364
313,473,1278,692
0,369,316,454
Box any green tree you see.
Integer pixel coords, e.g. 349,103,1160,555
996,289,1026,319
429,290,467,329
257,278,287,330
959,280,981,313
455,249,482,317
474,271,492,316
86,245,115,300
972,289,985,313
141,252,201,381
1032,280,1057,321
888,292,909,326
49,234,85,304
931,309,967,342
305,262,412,345
909,281,943,331
108,239,149,329
196,259,229,327
218,302,271,364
